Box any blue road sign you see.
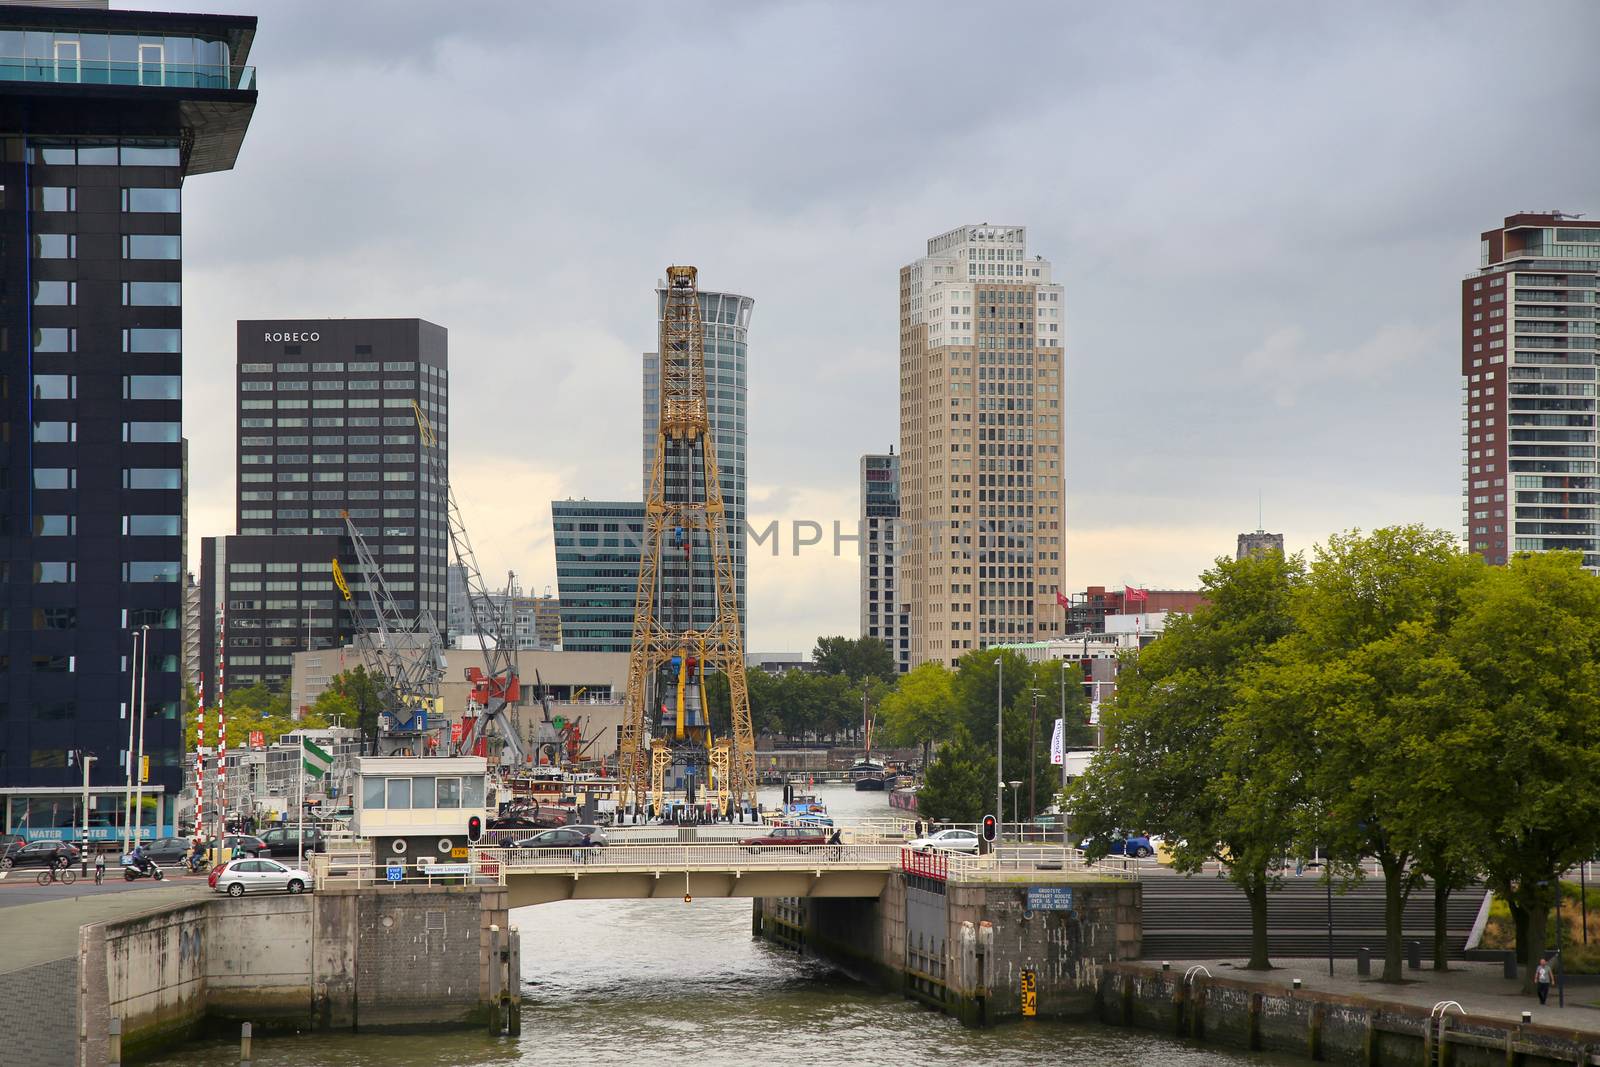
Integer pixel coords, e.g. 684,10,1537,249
1026,885,1074,911
386,864,404,883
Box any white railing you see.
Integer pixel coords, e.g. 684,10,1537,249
313,850,506,890
481,842,904,872
946,845,1140,882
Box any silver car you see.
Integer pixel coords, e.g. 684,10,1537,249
214,857,311,897
908,828,981,853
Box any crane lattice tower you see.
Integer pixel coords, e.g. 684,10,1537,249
619,265,756,812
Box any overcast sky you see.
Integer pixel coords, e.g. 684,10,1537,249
141,0,1600,652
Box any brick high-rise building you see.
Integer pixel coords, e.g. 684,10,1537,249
1464,213,1600,568
899,225,1066,667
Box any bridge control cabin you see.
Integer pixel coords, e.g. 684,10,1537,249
353,756,488,867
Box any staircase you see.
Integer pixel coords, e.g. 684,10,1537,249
1140,873,1487,960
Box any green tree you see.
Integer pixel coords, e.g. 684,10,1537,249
878,661,957,767
1449,551,1600,990
918,727,992,824
1072,551,1305,970
813,635,897,683
1248,526,1482,982
309,687,357,730
327,667,386,744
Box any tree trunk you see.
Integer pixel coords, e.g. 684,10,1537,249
1242,871,1272,970
1522,893,1548,995
1432,879,1451,971
1379,855,1408,983
1508,895,1530,966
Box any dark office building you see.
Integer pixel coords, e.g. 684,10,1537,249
552,500,644,654
197,534,352,707
197,319,449,703
0,5,257,838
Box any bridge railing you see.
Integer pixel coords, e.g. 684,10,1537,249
946,845,1140,882
479,842,904,872
312,851,507,890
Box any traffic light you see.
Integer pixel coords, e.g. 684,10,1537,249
981,814,998,842
467,815,482,843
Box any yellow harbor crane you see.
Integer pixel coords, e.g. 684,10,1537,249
618,265,757,815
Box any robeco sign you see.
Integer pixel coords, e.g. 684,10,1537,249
264,331,320,342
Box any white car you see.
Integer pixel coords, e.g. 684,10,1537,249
212,857,311,897
908,828,980,853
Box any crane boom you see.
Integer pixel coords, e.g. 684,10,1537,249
414,403,525,765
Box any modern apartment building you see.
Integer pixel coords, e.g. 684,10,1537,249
197,319,448,702
1464,213,1600,569
446,564,561,651
860,451,908,673
552,500,645,654
899,225,1066,667
642,285,752,641
0,3,257,833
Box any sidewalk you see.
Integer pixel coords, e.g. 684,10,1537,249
0,884,211,975
1169,955,1600,1032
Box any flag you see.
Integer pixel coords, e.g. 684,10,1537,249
1050,718,1065,765
1124,586,1149,603
1089,696,1102,725
302,736,333,779
1055,590,1070,609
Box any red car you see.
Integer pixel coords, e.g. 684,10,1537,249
739,825,832,847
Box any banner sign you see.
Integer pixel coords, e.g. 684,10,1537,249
1026,885,1075,911
1050,719,1065,765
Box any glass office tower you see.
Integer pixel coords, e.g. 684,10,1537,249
0,5,258,838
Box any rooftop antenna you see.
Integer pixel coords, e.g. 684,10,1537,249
1258,489,1263,533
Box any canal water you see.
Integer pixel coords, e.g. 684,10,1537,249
147,784,1291,1066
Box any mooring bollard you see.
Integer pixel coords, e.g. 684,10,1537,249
1357,946,1371,977
1162,961,1171,971
240,1021,253,1065
1521,1011,1532,1024
108,1017,122,1067
1406,940,1421,970
1293,978,1303,990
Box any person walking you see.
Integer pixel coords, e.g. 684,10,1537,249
1536,958,1553,1005
914,819,924,840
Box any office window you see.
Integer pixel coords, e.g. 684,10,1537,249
32,655,74,674
121,145,180,166
122,468,180,490
32,421,75,443
33,468,75,490
33,515,75,536
32,328,75,353
121,282,181,307
123,375,180,400
123,515,180,536
122,562,180,583
123,328,181,353
34,234,75,259
119,421,181,445
33,374,76,399
122,234,181,259
33,281,75,306
121,187,180,213
33,608,77,631
35,562,75,583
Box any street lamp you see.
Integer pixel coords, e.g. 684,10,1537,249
122,628,142,855
1028,689,1040,821
995,656,1004,831
1008,780,1023,830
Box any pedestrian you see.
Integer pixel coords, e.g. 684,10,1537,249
1536,957,1553,1005
915,819,924,840
94,849,106,886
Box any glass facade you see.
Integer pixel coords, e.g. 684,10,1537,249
0,28,249,90
552,501,645,654
642,289,752,642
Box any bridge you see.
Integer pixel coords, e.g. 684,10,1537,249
314,840,1133,908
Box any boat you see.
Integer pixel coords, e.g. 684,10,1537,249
852,697,896,790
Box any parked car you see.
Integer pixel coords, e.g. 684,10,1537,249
0,833,25,855
2,840,79,869
206,834,267,859
139,838,193,866
907,828,980,854
739,825,832,847
513,827,607,848
211,857,311,897
1082,835,1154,858
257,826,326,857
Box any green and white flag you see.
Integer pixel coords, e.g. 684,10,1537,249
302,737,333,779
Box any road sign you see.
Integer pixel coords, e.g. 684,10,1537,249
1021,969,1037,1016
451,847,469,859
428,863,471,876
385,864,404,883
1025,885,1074,911
249,730,265,749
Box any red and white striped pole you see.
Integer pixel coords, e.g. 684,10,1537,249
194,673,206,840
216,608,228,836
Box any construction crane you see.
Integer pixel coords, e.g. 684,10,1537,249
414,402,526,766
619,265,757,816
332,513,446,753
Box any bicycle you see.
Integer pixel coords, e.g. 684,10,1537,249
37,865,77,887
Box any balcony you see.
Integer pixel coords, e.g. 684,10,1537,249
0,56,253,90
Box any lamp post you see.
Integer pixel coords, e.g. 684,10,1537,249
79,753,96,874
994,657,1004,833
1008,780,1023,831
132,624,150,847
122,628,141,854
1059,658,1068,842
1028,689,1040,821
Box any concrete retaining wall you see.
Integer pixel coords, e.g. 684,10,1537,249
1102,961,1600,1067
74,886,514,1064
0,957,78,1067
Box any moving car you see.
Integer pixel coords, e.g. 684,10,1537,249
206,834,268,859
907,828,980,854
210,857,311,897
1081,835,1154,858
1,840,79,869
739,825,832,847
257,826,326,857
139,838,193,866
512,827,608,848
